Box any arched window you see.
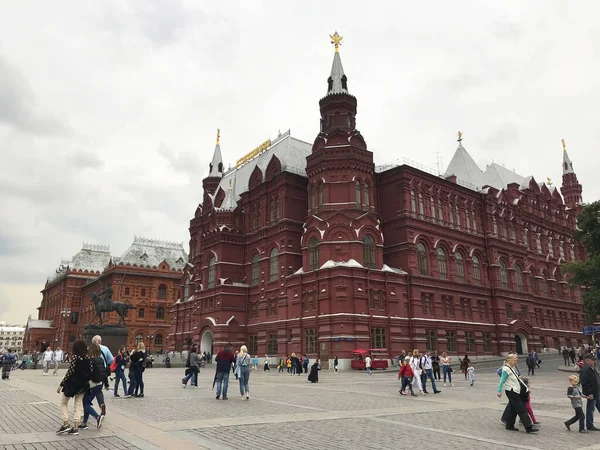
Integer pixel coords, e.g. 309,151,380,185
418,193,424,215
471,210,477,232
448,203,454,225
536,234,542,254
135,334,144,345
524,228,529,249
154,334,163,346
318,184,323,206
438,202,443,224
437,248,447,279
411,190,416,212
208,258,216,288
156,307,165,319
269,248,279,281
364,184,370,207
529,269,536,295
455,252,465,282
472,255,481,285
356,181,361,204
124,287,130,296
499,259,508,289
493,216,498,234
158,284,167,298
251,254,260,286
465,209,470,230
417,243,428,276
309,237,319,271
540,270,548,296
138,308,145,318
514,264,524,292
363,235,375,269
183,279,190,300
548,238,554,258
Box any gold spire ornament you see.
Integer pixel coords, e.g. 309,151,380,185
216,128,220,145
457,131,463,142
330,31,343,52
561,138,566,152
547,177,553,186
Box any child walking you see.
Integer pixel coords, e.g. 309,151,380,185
521,378,540,425
565,375,588,433
467,362,475,386
398,357,416,396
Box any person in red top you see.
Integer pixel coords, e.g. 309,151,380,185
398,357,416,396
214,343,236,400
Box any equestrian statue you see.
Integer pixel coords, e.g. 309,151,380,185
89,283,136,326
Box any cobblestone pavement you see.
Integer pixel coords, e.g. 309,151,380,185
4,357,600,450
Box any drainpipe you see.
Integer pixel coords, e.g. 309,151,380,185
407,274,413,350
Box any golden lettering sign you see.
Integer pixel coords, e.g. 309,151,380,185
236,139,272,167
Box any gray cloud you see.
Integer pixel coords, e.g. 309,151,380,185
69,151,106,170
157,142,202,176
0,55,71,136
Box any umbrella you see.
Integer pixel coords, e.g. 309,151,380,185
212,368,218,390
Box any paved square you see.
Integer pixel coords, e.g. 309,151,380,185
3,355,600,449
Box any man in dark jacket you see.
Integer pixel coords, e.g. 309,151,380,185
215,344,236,400
580,354,600,431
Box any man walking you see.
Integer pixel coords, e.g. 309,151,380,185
365,355,372,375
215,343,236,400
580,353,600,431
420,351,441,394
42,346,53,375
91,335,114,416
53,347,64,375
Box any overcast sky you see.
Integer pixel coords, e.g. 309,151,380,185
1,1,599,325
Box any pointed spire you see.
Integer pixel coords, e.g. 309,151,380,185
219,177,237,210
562,138,574,174
444,131,488,189
327,31,348,95
208,128,223,177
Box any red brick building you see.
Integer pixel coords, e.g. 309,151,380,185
171,42,586,368
26,238,186,353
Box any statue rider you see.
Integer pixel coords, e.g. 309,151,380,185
100,283,114,309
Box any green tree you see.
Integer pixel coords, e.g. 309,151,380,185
563,201,600,323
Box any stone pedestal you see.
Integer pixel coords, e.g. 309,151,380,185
83,325,128,356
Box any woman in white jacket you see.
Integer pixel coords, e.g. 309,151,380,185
409,349,424,394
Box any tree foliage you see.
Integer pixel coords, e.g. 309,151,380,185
563,201,600,323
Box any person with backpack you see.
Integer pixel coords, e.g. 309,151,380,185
79,343,105,430
112,346,129,398
56,340,93,436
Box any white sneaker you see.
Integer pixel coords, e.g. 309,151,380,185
443,383,446,387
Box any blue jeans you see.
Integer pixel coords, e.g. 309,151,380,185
443,365,452,383
586,393,600,428
184,369,198,386
114,370,127,396
216,371,230,397
83,384,102,424
239,367,250,395
127,370,137,395
423,368,438,392
366,367,371,375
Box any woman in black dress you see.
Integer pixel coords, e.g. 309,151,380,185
308,359,321,383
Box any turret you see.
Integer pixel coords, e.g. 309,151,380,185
203,129,224,204
560,139,583,210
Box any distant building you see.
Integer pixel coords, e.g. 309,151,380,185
0,324,26,353
25,237,186,353
170,36,586,368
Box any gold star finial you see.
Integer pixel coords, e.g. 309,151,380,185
457,131,463,142
561,138,566,152
547,177,553,186
216,128,220,145
330,31,343,53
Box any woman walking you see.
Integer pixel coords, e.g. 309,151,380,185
182,345,201,388
80,343,105,430
236,345,251,400
441,352,453,387
497,353,539,433
56,340,93,435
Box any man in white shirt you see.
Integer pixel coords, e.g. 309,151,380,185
52,347,64,375
420,351,441,394
365,355,372,375
42,347,53,375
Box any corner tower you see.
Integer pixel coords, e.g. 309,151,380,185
302,32,382,271
560,139,583,210
202,129,224,206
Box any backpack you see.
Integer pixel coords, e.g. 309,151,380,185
90,357,106,383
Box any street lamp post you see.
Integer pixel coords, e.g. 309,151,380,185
59,308,71,351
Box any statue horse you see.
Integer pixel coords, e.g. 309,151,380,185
90,292,136,326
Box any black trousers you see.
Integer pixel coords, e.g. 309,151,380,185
566,406,585,431
505,390,533,429
433,366,441,380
